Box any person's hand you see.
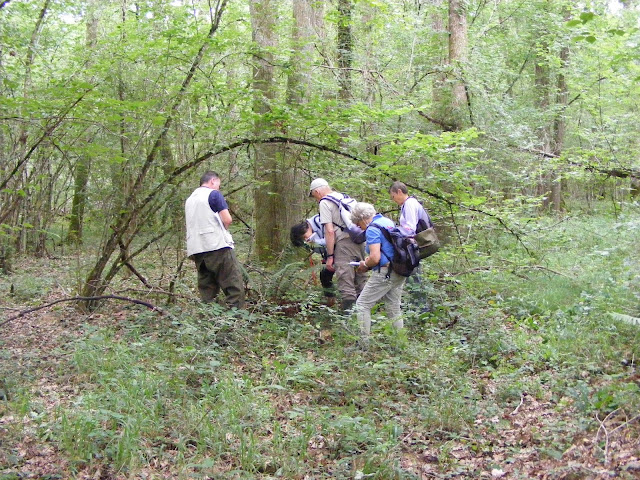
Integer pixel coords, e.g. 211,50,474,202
325,256,335,272
356,260,369,274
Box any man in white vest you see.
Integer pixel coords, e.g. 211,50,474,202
185,171,245,309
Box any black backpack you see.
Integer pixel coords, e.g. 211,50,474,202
368,223,420,277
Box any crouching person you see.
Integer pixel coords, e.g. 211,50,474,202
290,215,337,306
351,202,406,341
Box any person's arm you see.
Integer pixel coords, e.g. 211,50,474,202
324,222,336,271
357,243,381,273
218,209,232,229
209,190,231,228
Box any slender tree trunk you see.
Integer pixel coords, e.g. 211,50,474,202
20,0,50,147
448,0,468,129
428,0,467,131
337,0,352,102
287,0,319,105
431,0,446,112
285,0,323,225
535,40,552,210
68,156,90,244
68,0,98,244
551,44,569,212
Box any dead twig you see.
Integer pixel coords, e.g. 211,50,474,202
0,295,169,328
112,287,192,300
449,263,569,279
510,393,526,416
610,412,640,434
595,408,619,466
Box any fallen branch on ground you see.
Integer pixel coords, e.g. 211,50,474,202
0,295,169,328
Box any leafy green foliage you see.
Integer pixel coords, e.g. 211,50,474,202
2,0,640,474
2,203,640,477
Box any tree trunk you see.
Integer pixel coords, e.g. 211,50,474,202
337,0,353,102
250,0,284,261
431,0,446,114
68,0,98,244
551,44,569,212
285,0,323,225
447,0,468,130
20,0,50,147
534,38,552,210
429,0,467,131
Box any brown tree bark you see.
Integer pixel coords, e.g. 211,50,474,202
534,38,552,210
249,0,282,262
551,44,569,212
448,0,468,123
337,0,353,102
429,0,468,131
285,0,324,226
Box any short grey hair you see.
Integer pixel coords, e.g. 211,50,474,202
350,202,376,225
200,171,219,185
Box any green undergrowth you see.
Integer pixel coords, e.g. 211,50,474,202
1,208,639,478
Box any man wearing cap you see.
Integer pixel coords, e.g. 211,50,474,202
309,178,367,312
185,171,245,309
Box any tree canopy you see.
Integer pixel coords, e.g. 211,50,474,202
1,0,639,291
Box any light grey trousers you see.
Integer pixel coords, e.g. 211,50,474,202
354,268,406,337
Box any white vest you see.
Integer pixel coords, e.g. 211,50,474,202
185,187,234,257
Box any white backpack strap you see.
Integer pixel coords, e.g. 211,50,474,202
320,193,348,229
311,214,323,235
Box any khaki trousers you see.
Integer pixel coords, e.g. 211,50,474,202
355,269,406,337
333,236,367,302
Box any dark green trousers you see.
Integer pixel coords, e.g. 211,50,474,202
192,248,245,309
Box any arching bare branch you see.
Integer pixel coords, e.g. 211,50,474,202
1,295,169,328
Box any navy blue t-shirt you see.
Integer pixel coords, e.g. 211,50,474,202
208,190,228,213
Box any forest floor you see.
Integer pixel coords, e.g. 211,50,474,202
2,296,639,478
1,217,640,480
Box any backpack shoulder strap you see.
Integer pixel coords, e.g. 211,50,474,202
368,221,390,238
311,214,323,234
319,193,348,229
367,222,393,264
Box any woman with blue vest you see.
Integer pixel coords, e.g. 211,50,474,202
351,202,407,342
